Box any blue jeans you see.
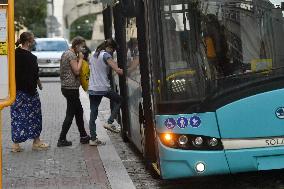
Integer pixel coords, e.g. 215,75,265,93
89,90,122,140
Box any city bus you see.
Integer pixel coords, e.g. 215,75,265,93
103,0,284,179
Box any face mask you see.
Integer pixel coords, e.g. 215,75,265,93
79,46,84,52
76,45,84,53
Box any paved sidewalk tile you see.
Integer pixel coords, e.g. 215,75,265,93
2,80,110,189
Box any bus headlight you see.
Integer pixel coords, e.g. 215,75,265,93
208,137,218,147
194,137,203,146
178,135,188,146
195,162,206,173
159,133,223,150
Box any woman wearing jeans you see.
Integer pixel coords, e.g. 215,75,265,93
88,39,123,145
57,36,90,147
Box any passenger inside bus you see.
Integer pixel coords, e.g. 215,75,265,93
203,14,232,76
127,38,140,80
162,15,190,66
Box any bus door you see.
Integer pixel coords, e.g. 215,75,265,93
205,0,284,173
118,0,145,152
113,3,131,141
124,17,143,151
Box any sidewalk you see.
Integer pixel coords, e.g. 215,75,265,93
2,78,135,189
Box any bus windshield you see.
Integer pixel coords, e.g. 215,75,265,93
158,0,284,105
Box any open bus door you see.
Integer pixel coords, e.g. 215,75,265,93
112,2,130,142
0,0,15,187
110,0,158,165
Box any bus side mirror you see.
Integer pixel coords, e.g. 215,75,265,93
281,2,284,10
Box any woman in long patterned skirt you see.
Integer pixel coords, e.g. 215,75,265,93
10,32,49,152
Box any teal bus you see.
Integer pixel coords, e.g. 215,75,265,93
103,0,284,179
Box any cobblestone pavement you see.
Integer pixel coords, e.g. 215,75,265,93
2,77,110,189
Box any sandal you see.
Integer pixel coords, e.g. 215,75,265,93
11,144,24,153
32,142,49,151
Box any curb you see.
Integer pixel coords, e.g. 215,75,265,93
80,88,136,189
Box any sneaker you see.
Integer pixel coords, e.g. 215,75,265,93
57,139,72,147
80,135,90,144
89,139,106,146
103,123,120,133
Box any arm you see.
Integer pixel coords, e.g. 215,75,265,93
34,56,42,90
70,52,84,76
106,58,123,76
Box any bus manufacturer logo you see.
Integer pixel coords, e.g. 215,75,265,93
189,116,201,128
164,118,176,129
275,107,284,119
177,117,188,129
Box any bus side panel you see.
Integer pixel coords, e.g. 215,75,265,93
224,147,284,173
216,89,284,139
158,140,230,179
216,88,284,173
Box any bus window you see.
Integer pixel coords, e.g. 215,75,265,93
157,0,284,111
199,1,284,93
159,1,204,102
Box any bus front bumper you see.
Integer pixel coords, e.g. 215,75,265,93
159,142,284,179
158,142,230,179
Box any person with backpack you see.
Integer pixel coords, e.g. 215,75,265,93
88,39,123,145
57,36,90,147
